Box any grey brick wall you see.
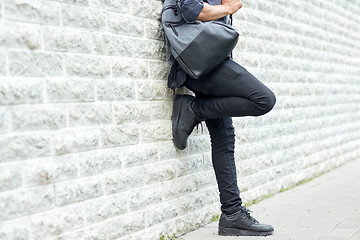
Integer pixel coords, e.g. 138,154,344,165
1,0,360,239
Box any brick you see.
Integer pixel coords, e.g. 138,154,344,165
133,39,167,60
112,58,148,79
105,211,145,239
0,218,29,240
65,54,110,78
107,12,145,37
29,205,84,239
51,128,99,155
140,121,172,143
11,104,66,131
146,19,165,40
84,193,127,224
43,27,92,53
78,148,122,177
151,101,172,121
46,78,95,103
157,140,188,160
9,51,63,77
0,78,44,104
143,160,178,184
129,0,162,19
23,155,78,187
146,200,179,227
92,33,132,57
113,101,151,124
0,22,41,50
0,185,54,221
0,162,22,192
62,5,105,31
104,166,145,194
4,0,60,25
0,132,50,162
128,184,163,211
176,155,209,177
0,107,10,134
149,60,171,80
96,79,135,101
137,80,172,100
187,135,211,155
68,102,112,126
100,124,139,148
162,175,197,199
122,144,159,167
55,178,103,206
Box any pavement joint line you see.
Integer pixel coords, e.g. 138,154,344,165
346,226,360,240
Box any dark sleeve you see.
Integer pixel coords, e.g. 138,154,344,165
179,0,204,22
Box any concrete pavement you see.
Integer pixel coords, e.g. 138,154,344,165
182,159,360,240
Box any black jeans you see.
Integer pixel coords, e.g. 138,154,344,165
184,57,276,215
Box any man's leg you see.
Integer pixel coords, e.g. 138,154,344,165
205,117,242,215
185,57,276,119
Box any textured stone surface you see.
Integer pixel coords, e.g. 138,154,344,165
104,166,145,194
4,0,60,25
92,33,132,57
46,78,95,102
64,54,110,78
11,105,67,131
83,193,127,224
0,185,54,221
0,22,41,50
51,128,99,155
23,155,78,187
78,148,122,176
68,102,112,126
113,101,152,124
0,107,10,134
112,58,148,79
96,79,135,101
9,51,63,77
0,132,50,162
100,124,139,148
0,162,22,192
107,13,145,37
61,4,105,31
55,178,103,206
0,218,29,240
0,0,360,239
43,27,92,53
137,80,172,100
29,205,84,239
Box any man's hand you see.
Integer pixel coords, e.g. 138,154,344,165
222,0,243,15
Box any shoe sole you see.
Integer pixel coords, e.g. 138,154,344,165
218,227,274,236
171,95,185,150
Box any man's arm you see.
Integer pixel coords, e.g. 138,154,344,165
197,0,243,22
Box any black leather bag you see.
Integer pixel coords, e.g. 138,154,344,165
161,0,239,79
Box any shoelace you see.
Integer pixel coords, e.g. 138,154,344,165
240,207,258,223
195,122,204,134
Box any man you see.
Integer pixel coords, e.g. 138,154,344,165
170,0,276,236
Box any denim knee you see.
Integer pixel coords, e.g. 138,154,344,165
257,90,276,116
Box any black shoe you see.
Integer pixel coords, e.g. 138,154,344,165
218,206,274,236
172,94,202,150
